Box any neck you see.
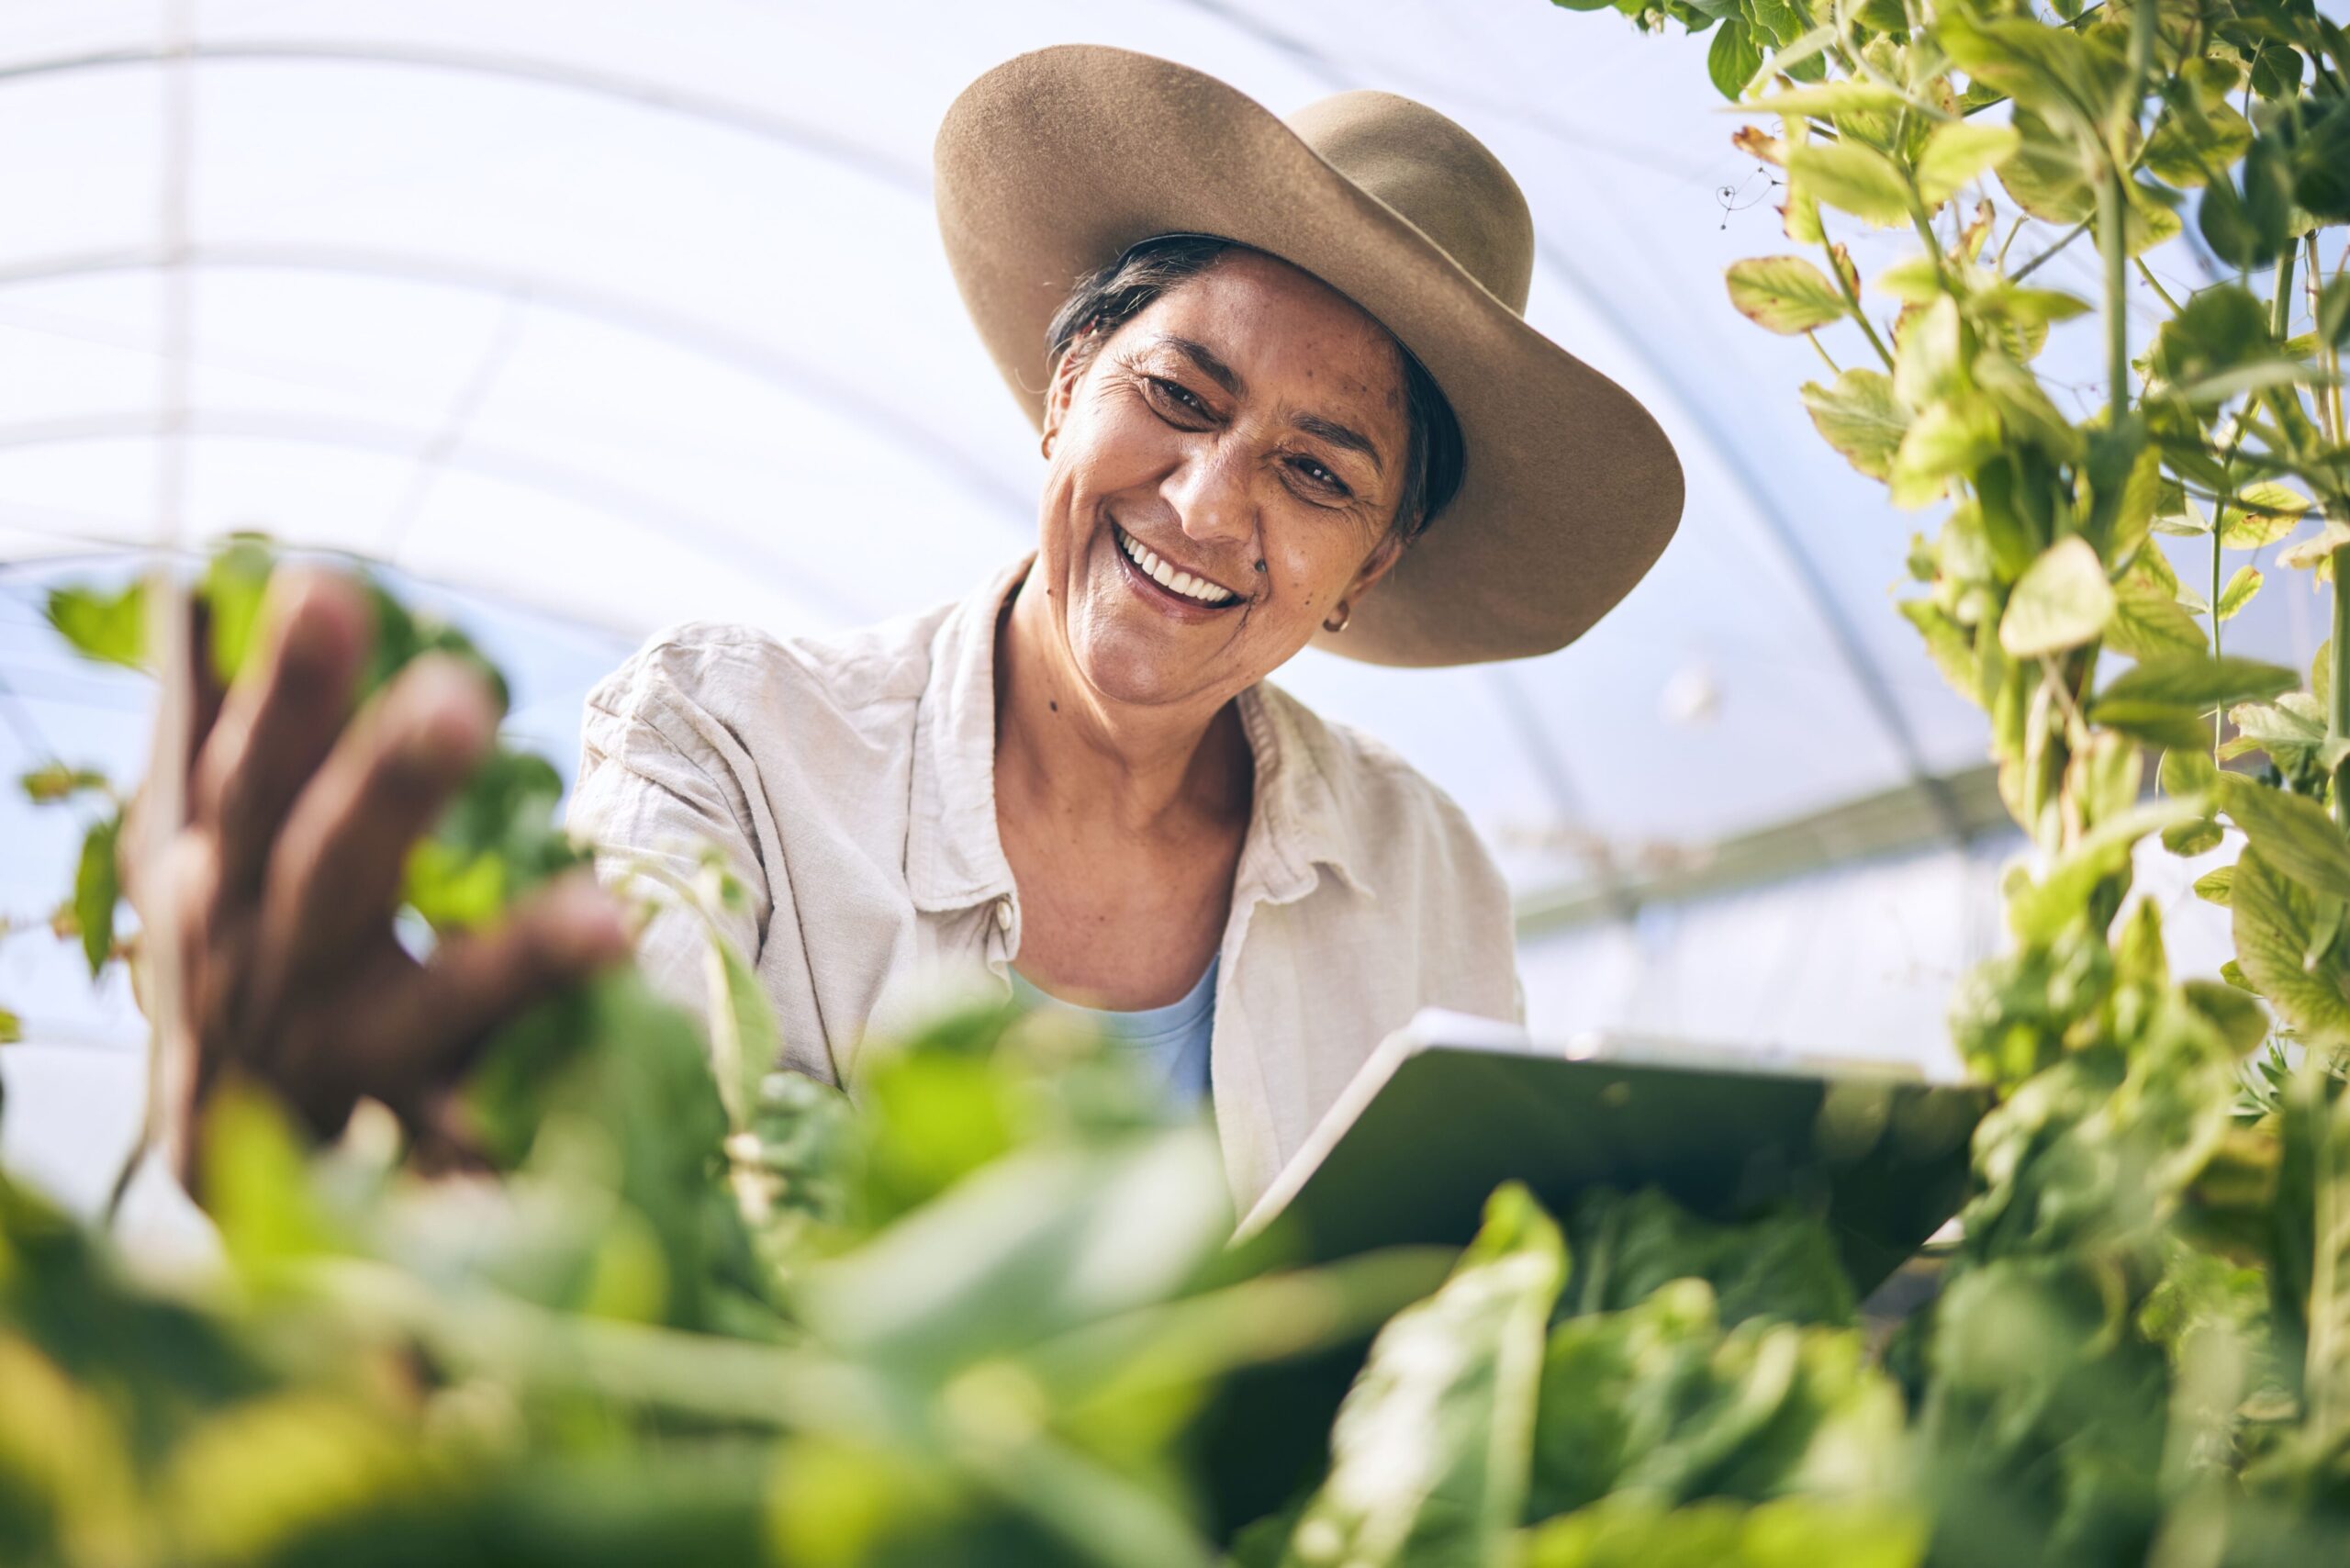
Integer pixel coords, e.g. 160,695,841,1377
992,560,1248,837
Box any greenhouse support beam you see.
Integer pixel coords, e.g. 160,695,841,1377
0,409,877,630
0,245,1035,532
1512,762,2008,938
0,39,927,195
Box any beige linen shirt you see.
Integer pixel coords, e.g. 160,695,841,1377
564,553,1525,1214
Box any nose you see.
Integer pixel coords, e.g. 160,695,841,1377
1163,438,1258,554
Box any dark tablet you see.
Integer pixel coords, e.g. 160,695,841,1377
1195,1013,1992,1537
1235,1009,1990,1302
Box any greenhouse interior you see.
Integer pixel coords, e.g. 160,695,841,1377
3,0,2349,1563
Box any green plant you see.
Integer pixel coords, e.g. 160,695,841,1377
2,542,1454,1566
1532,0,2350,1560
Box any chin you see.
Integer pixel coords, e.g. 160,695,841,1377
1064,619,1203,708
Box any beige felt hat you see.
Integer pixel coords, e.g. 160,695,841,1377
932,43,1685,668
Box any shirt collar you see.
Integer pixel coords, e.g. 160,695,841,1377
904,552,1375,915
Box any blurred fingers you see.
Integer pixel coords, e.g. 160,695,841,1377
287,874,629,1120
189,567,372,902
255,653,498,987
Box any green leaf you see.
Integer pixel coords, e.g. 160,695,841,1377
201,536,277,686
1892,294,1965,410
1915,121,2019,207
1799,370,1908,481
2220,776,2350,902
2223,695,2326,767
1281,1184,1564,1568
2234,848,2350,1044
2194,867,2234,906
73,813,122,978
1527,1496,1927,1568
2162,814,2227,856
2143,99,2254,189
2215,565,2261,622
2105,570,2208,661
43,582,148,671
18,764,112,805
1734,81,1909,118
0,1007,18,1044
2093,653,2297,713
2280,521,2350,573
2321,274,2350,353
1788,140,1914,227
1939,11,2128,133
401,749,576,933
2159,745,2219,798
2009,799,2204,943
1898,599,1981,706
1724,256,1848,334
1889,395,2002,508
2091,700,2210,752
1999,538,2113,658
1994,105,2096,223
1707,18,1764,104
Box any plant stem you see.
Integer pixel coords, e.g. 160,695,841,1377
2013,218,2091,282
2101,166,2129,428
2274,239,2300,343
2132,254,2184,314
2334,538,2350,833
1807,330,1841,374
1825,241,1897,370
2314,232,2344,447
1997,213,2031,271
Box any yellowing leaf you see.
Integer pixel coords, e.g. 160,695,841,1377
2234,848,2350,1045
2220,776,2350,902
1789,140,1915,227
2221,482,2313,548
2217,565,2262,622
1724,256,1849,334
1917,120,2020,206
2000,537,2114,657
1799,369,1908,481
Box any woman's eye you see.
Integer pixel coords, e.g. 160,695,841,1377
1147,376,1206,417
1293,458,1349,498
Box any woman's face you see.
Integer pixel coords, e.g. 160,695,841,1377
1035,248,1413,713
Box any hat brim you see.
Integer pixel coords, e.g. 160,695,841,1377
933,43,1685,667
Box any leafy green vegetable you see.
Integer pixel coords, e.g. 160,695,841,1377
1278,1185,1563,1568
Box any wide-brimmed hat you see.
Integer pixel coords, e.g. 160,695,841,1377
932,43,1684,668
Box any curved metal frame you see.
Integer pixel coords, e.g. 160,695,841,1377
0,409,879,628
0,244,1035,526
0,39,928,194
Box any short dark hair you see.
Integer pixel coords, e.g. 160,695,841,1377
1044,233,1465,545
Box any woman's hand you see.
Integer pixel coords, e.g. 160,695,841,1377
121,566,631,1188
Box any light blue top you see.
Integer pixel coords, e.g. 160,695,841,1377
1008,954,1217,1110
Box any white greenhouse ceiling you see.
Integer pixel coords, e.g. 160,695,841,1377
0,0,2327,964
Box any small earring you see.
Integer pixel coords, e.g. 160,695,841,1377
1322,600,1351,634
1040,431,1055,458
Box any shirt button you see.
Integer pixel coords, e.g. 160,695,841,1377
995,897,1014,931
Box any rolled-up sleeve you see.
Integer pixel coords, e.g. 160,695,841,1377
565,653,769,1039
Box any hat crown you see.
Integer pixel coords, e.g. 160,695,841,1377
1282,90,1535,316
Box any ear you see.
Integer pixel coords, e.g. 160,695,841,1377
1348,527,1408,603
1042,333,1092,448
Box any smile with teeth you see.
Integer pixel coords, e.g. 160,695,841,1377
1113,523,1238,607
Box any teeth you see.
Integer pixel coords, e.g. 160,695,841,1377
1116,525,1235,606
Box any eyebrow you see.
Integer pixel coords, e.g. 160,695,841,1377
1293,411,1386,478
1152,334,1388,479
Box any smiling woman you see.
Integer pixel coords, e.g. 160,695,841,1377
116,41,1684,1218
